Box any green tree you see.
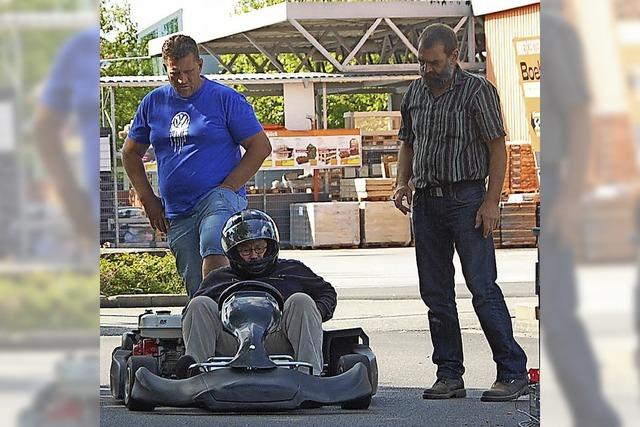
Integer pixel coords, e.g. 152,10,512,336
100,0,154,148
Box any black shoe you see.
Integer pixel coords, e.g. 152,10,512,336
422,377,466,399
175,355,197,379
481,378,529,402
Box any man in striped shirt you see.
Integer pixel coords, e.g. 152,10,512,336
393,23,528,402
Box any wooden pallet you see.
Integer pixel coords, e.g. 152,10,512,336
292,244,360,250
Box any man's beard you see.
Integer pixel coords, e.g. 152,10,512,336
423,61,455,89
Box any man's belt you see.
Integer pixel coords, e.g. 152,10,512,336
419,179,486,197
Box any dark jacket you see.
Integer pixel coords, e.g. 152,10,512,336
193,258,337,322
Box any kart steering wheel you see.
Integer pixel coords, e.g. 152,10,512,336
217,280,285,313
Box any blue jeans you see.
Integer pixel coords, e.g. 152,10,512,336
167,187,247,297
412,183,527,381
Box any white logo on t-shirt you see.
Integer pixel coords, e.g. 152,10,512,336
169,112,190,154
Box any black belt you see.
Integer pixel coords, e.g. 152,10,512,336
418,179,485,197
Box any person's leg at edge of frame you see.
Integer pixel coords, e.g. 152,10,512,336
450,185,528,401
412,191,467,397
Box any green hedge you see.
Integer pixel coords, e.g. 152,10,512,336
0,273,98,331
100,253,183,296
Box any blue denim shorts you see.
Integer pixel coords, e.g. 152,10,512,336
167,187,248,296
168,186,248,258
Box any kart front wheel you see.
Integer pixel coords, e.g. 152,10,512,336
124,356,157,411
337,354,372,410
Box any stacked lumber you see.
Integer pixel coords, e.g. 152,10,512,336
577,194,635,262
501,147,511,201
498,201,538,248
360,201,411,247
508,144,538,193
361,130,400,147
329,169,342,200
354,178,394,201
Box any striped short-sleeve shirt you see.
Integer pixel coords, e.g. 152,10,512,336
398,65,506,189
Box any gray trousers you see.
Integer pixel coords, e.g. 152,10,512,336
182,293,324,375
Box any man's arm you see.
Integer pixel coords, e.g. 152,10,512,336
33,105,96,245
284,261,337,322
121,137,169,233
220,131,272,192
393,141,414,215
475,136,507,237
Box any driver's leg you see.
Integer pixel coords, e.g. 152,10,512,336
266,293,323,375
182,296,238,362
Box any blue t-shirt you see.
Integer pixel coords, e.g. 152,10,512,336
41,27,99,215
128,78,263,219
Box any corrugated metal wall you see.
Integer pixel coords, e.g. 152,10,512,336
484,4,540,143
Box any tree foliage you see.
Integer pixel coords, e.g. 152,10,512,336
98,0,389,135
100,0,154,148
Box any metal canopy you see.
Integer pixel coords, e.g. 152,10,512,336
99,72,419,97
148,1,484,74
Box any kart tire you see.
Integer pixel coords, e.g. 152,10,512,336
337,354,372,410
124,356,157,411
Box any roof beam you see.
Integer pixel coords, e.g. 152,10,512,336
383,18,418,57
453,16,468,33
242,32,286,73
200,45,234,74
289,19,344,72
466,17,476,63
341,18,382,66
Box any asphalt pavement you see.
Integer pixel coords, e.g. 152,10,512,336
100,247,539,426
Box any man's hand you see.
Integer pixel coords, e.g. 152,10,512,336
393,184,412,215
475,199,500,238
141,194,170,234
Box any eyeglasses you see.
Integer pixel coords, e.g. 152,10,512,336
237,244,268,257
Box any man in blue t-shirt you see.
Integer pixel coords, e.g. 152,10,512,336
123,34,271,297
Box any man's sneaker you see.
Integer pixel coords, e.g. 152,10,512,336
422,377,466,399
481,378,529,402
175,355,197,379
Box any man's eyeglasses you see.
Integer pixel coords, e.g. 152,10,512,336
237,245,268,257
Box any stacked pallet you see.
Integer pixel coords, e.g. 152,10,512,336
339,178,357,201
360,201,411,247
361,130,400,147
289,202,360,248
577,194,635,262
329,169,342,200
508,144,538,193
501,147,511,201
354,178,394,201
497,201,538,248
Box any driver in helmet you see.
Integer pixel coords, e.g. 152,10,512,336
176,209,337,378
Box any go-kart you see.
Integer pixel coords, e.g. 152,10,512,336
110,281,378,411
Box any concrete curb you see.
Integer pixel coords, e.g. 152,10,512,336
100,294,189,308
100,283,537,308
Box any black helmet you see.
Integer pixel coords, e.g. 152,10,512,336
221,209,280,278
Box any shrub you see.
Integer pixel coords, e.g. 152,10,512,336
100,253,184,296
0,273,98,331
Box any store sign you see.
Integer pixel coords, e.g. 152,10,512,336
261,129,362,170
513,36,540,152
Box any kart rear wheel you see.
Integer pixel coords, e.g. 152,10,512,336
124,356,157,411
337,354,372,410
